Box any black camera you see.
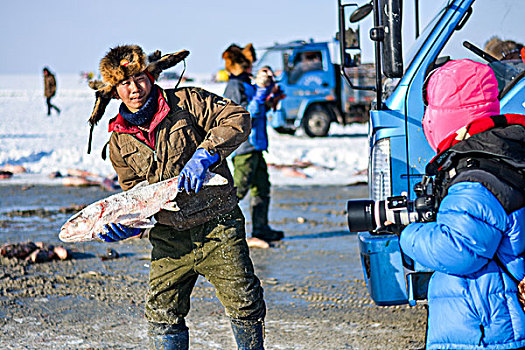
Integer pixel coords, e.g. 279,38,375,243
347,176,438,233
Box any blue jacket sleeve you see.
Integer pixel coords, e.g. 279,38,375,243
399,182,509,276
246,85,272,118
246,98,265,118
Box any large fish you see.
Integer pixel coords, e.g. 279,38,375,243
59,173,227,243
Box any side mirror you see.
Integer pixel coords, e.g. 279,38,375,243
338,2,362,68
338,0,375,92
350,2,372,22
380,0,403,78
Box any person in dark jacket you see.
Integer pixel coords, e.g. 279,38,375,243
42,67,60,116
400,59,525,349
222,43,284,243
87,45,266,350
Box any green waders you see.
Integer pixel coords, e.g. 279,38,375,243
146,206,266,349
232,151,284,242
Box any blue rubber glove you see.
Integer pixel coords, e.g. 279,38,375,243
97,223,143,242
177,148,220,194
253,84,275,103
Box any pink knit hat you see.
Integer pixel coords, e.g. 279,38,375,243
422,59,500,152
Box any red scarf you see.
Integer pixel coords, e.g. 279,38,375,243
436,114,525,154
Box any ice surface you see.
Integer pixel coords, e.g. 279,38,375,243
0,74,368,186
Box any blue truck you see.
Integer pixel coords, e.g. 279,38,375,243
253,40,375,137
340,0,525,306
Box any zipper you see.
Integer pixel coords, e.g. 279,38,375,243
154,126,164,181
127,111,166,181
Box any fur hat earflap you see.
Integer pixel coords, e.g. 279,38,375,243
222,43,256,75
147,49,190,80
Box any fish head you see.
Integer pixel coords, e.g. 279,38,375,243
59,210,96,242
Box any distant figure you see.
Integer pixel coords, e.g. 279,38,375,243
484,36,524,61
222,43,285,243
43,67,60,116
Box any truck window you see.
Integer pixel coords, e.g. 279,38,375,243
404,2,448,70
434,0,524,94
289,51,324,84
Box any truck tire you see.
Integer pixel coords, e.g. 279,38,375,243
302,105,332,137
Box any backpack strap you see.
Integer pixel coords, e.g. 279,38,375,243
450,157,525,196
433,154,525,214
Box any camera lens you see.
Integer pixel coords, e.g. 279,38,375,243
347,200,377,232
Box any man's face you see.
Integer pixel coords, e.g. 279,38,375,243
115,72,152,112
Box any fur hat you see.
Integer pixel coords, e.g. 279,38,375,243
422,59,500,152
88,45,189,127
222,43,256,76
99,45,147,92
484,36,523,60
86,45,189,153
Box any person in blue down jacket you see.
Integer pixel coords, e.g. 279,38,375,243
399,59,525,349
222,43,285,243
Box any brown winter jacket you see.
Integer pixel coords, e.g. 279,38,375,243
108,86,250,230
44,73,56,98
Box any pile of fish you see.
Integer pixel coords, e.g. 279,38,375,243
1,241,69,263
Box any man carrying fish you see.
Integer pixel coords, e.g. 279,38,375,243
86,45,266,350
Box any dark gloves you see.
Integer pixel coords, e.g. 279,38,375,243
177,148,220,194
266,85,286,111
97,223,143,242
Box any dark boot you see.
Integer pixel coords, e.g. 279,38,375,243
230,318,265,350
250,196,284,242
149,322,189,350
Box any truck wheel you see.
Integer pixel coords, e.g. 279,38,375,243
302,106,332,137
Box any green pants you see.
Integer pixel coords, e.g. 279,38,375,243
145,206,266,327
232,151,270,200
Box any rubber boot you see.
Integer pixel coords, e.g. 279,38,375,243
230,318,265,350
250,196,284,242
149,322,189,350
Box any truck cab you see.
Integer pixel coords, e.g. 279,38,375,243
341,0,525,306
254,40,374,136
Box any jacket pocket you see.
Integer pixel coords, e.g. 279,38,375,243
120,142,151,177
166,113,202,155
160,114,202,179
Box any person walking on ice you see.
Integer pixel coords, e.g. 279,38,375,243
43,67,61,116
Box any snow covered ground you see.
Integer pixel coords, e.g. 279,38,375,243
0,73,369,186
